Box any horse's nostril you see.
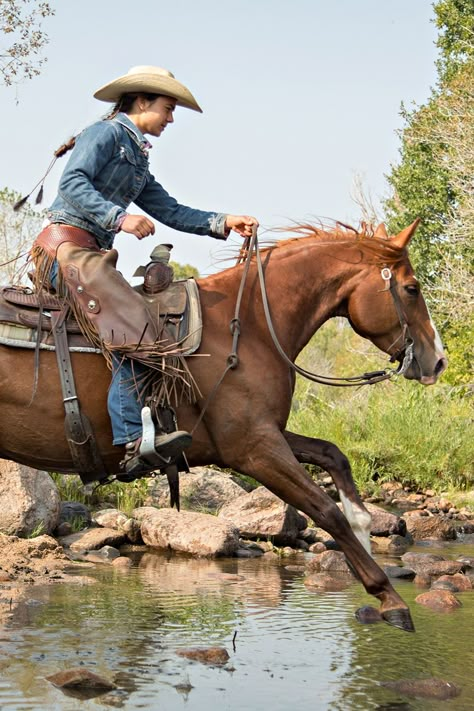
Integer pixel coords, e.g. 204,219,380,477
434,357,448,376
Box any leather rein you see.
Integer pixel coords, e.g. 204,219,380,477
191,228,414,433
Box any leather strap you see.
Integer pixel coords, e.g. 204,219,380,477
51,308,105,482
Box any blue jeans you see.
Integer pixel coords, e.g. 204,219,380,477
108,355,147,445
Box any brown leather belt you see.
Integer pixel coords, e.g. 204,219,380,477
34,224,101,258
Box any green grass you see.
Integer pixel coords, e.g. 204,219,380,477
289,321,474,496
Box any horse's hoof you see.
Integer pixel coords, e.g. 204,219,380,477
382,607,415,632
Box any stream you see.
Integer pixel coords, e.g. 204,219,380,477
0,540,473,710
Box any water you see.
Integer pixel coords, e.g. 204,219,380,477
0,543,473,711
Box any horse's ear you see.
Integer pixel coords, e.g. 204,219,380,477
391,218,421,249
374,223,389,239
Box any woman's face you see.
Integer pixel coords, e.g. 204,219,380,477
136,95,177,137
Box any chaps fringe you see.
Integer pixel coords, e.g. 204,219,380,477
29,243,200,407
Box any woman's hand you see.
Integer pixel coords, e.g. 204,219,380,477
121,214,155,239
225,214,259,237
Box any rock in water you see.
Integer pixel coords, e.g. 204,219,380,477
176,647,230,665
46,669,116,699
381,678,461,700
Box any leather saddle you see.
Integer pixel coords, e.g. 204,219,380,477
0,280,202,355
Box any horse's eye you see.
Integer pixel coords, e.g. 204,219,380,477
404,284,419,296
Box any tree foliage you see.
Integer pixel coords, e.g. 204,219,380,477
170,261,199,280
0,186,44,283
0,0,54,86
384,0,473,383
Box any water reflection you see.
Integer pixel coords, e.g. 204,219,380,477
0,547,472,710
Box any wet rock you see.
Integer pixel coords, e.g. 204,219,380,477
86,545,121,562
298,527,320,544
432,573,472,592
355,605,383,624
401,552,444,566
304,572,352,591
364,503,406,536
306,550,353,575
93,509,128,530
122,518,142,544
380,678,461,700
415,589,462,612
58,502,91,527
457,555,474,569
413,574,431,587
235,545,263,558
371,535,410,555
384,565,416,580
46,668,116,698
308,542,327,554
55,522,73,537
285,565,306,573
112,556,133,569
58,527,127,552
406,559,463,580
146,467,246,512
430,578,459,592
141,508,239,557
176,646,230,665
0,459,60,536
219,487,307,545
405,514,456,541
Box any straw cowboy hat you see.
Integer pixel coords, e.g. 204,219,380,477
93,65,202,112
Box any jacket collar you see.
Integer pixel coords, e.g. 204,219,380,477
113,112,152,153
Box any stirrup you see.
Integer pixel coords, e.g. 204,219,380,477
119,406,191,476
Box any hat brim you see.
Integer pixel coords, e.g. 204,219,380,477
93,73,202,113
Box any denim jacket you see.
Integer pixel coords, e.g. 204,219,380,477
48,113,228,249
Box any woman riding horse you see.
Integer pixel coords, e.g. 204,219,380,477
29,65,258,475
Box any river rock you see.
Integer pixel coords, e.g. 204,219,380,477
380,678,460,700
146,467,246,512
364,503,406,536
0,459,60,536
401,552,444,567
58,502,92,528
405,559,463,579
384,565,416,579
141,508,239,557
58,527,127,552
304,572,352,591
218,487,307,545
93,509,128,529
405,514,456,541
176,646,229,665
415,589,462,612
355,606,383,624
432,573,472,592
371,534,410,555
46,668,116,698
306,550,353,575
112,556,133,569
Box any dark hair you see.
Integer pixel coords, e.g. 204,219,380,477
105,92,161,119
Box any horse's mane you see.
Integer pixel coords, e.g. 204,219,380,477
258,221,406,268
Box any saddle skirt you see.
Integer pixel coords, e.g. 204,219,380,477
0,279,202,356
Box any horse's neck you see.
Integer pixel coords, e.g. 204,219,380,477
260,241,360,358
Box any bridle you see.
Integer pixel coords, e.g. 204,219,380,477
191,228,414,433
233,228,414,387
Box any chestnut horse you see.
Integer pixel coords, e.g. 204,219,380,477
0,219,446,631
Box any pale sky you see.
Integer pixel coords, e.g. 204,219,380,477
1,0,439,278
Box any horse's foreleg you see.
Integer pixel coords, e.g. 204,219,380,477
284,430,372,554
240,433,414,632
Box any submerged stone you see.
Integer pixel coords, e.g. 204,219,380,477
381,678,461,700
176,646,230,665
